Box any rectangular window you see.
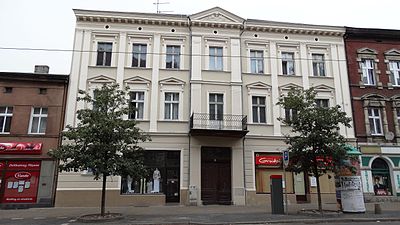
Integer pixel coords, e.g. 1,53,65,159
29,107,47,134
121,151,180,197
166,45,180,69
96,42,112,66
209,94,223,120
312,54,326,76
368,108,383,135
164,92,179,120
129,92,144,120
284,108,297,122
209,47,223,70
250,50,264,74
315,99,329,108
282,52,295,75
132,44,147,68
0,106,13,133
390,61,400,86
361,59,375,85
252,96,266,123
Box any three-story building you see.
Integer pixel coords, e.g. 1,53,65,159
59,7,354,206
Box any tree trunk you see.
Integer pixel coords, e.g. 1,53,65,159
101,173,107,216
314,164,323,214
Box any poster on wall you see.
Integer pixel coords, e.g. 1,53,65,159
340,176,366,213
2,161,41,203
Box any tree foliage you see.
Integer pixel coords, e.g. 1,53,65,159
49,83,150,215
277,87,352,212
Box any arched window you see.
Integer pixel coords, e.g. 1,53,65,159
371,158,392,196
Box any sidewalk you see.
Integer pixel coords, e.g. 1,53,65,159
0,202,399,224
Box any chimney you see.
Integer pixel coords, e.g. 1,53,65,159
34,65,49,74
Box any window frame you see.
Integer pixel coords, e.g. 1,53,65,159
315,99,330,108
250,50,264,74
0,106,13,133
132,43,147,68
208,93,224,121
129,91,145,120
164,92,180,120
96,42,113,67
389,61,400,86
281,52,295,75
209,46,224,71
252,96,266,123
361,59,376,85
368,108,383,135
28,107,48,135
312,53,326,77
166,45,181,69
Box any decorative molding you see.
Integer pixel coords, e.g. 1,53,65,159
384,49,400,56
357,47,378,55
87,75,116,85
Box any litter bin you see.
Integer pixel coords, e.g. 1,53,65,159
270,175,284,214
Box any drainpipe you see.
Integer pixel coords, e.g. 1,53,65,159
187,15,192,205
239,19,247,204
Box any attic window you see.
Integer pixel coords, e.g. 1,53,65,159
39,88,47,95
4,87,12,93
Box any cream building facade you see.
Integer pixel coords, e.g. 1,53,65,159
58,7,355,206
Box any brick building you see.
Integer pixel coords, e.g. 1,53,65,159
344,27,400,199
0,66,68,208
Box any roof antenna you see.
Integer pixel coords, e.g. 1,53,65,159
153,0,172,13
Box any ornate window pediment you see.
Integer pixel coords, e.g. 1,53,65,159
278,83,302,93
357,47,378,55
87,75,115,85
123,76,151,86
246,81,271,91
384,49,400,56
159,77,186,90
361,94,386,107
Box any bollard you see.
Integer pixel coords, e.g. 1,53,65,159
374,203,382,214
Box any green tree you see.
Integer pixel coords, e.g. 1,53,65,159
49,84,150,216
277,88,352,213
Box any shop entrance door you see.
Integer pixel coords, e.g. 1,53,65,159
201,147,231,205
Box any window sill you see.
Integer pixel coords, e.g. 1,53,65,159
0,132,11,135
248,123,273,126
89,65,117,69
28,133,46,135
120,193,165,196
243,72,271,76
158,120,188,123
125,67,151,70
279,74,297,76
309,75,333,79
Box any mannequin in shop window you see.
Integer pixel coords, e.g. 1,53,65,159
127,175,134,193
152,168,161,193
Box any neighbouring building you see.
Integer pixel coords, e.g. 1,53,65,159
59,7,355,207
0,66,69,208
344,27,400,200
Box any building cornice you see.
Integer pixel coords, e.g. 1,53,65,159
74,8,345,37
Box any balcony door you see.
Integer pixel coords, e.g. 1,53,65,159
209,93,223,129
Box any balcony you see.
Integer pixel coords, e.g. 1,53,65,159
189,113,248,138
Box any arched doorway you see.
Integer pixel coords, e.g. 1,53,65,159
371,158,392,196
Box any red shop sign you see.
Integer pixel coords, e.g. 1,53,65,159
7,161,41,171
255,155,282,168
15,172,32,180
0,142,42,155
0,161,5,170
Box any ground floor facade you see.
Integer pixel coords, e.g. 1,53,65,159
359,146,400,199
0,143,58,208
55,134,340,207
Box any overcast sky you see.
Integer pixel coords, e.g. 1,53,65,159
1,0,399,74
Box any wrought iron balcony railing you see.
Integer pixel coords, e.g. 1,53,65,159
190,113,248,131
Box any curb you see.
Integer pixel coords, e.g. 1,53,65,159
127,217,400,225
77,213,124,223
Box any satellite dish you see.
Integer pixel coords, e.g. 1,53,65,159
385,132,394,141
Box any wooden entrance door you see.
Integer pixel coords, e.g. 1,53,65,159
201,147,232,205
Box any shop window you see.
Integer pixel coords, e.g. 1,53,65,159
120,151,180,202
372,158,392,196
254,153,293,193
